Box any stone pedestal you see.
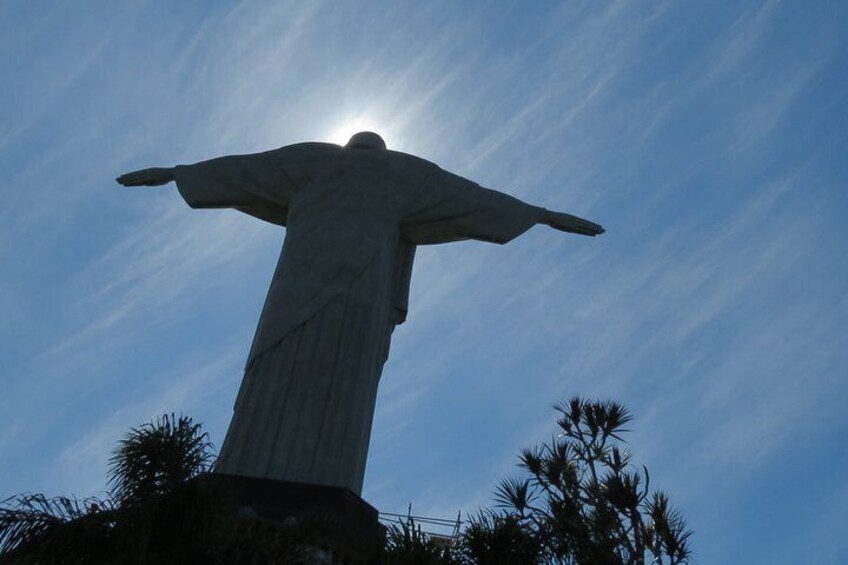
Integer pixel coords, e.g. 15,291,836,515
207,473,385,561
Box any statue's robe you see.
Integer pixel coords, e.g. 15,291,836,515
174,142,544,494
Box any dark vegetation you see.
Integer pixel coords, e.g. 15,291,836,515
0,400,690,564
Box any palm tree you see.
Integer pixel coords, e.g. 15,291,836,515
475,398,692,564
383,518,458,565
378,398,692,564
458,511,543,564
0,492,117,564
2,400,691,564
0,415,311,564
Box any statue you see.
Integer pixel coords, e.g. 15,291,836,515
117,132,604,496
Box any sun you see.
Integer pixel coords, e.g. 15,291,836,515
326,116,387,147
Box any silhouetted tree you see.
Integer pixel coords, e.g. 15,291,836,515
1,400,691,564
458,511,544,564
475,398,692,564
0,415,310,564
383,398,691,564
383,518,457,565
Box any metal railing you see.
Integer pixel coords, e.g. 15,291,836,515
379,505,463,546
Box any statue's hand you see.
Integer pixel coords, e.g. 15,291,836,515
116,167,175,187
541,210,605,236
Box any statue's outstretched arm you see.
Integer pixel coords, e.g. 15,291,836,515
116,167,175,187
115,149,300,228
403,162,606,245
539,210,604,236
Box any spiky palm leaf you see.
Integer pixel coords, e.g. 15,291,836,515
0,493,115,564
468,398,692,564
384,517,456,565
458,511,543,565
108,413,213,506
1,415,317,564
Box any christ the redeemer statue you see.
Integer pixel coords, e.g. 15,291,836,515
117,132,603,496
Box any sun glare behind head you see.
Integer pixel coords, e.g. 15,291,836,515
327,116,386,147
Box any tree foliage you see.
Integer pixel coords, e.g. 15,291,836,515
108,414,214,506
383,518,458,564
384,398,692,564
0,414,310,564
1,400,691,564
467,398,691,564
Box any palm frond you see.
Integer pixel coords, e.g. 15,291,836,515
494,477,536,514
647,491,692,563
108,413,214,505
0,493,114,561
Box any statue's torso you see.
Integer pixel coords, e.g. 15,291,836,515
246,148,430,367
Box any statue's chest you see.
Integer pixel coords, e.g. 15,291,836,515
291,176,406,232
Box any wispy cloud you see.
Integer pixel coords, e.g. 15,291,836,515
52,344,243,497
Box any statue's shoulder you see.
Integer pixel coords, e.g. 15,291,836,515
382,148,438,175
275,141,343,155
267,143,437,179
266,142,343,173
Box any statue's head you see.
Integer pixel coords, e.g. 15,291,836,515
346,131,386,150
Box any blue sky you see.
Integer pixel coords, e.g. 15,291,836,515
1,1,846,562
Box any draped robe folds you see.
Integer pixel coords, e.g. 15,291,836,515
173,142,545,495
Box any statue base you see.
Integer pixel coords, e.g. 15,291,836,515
206,473,385,560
